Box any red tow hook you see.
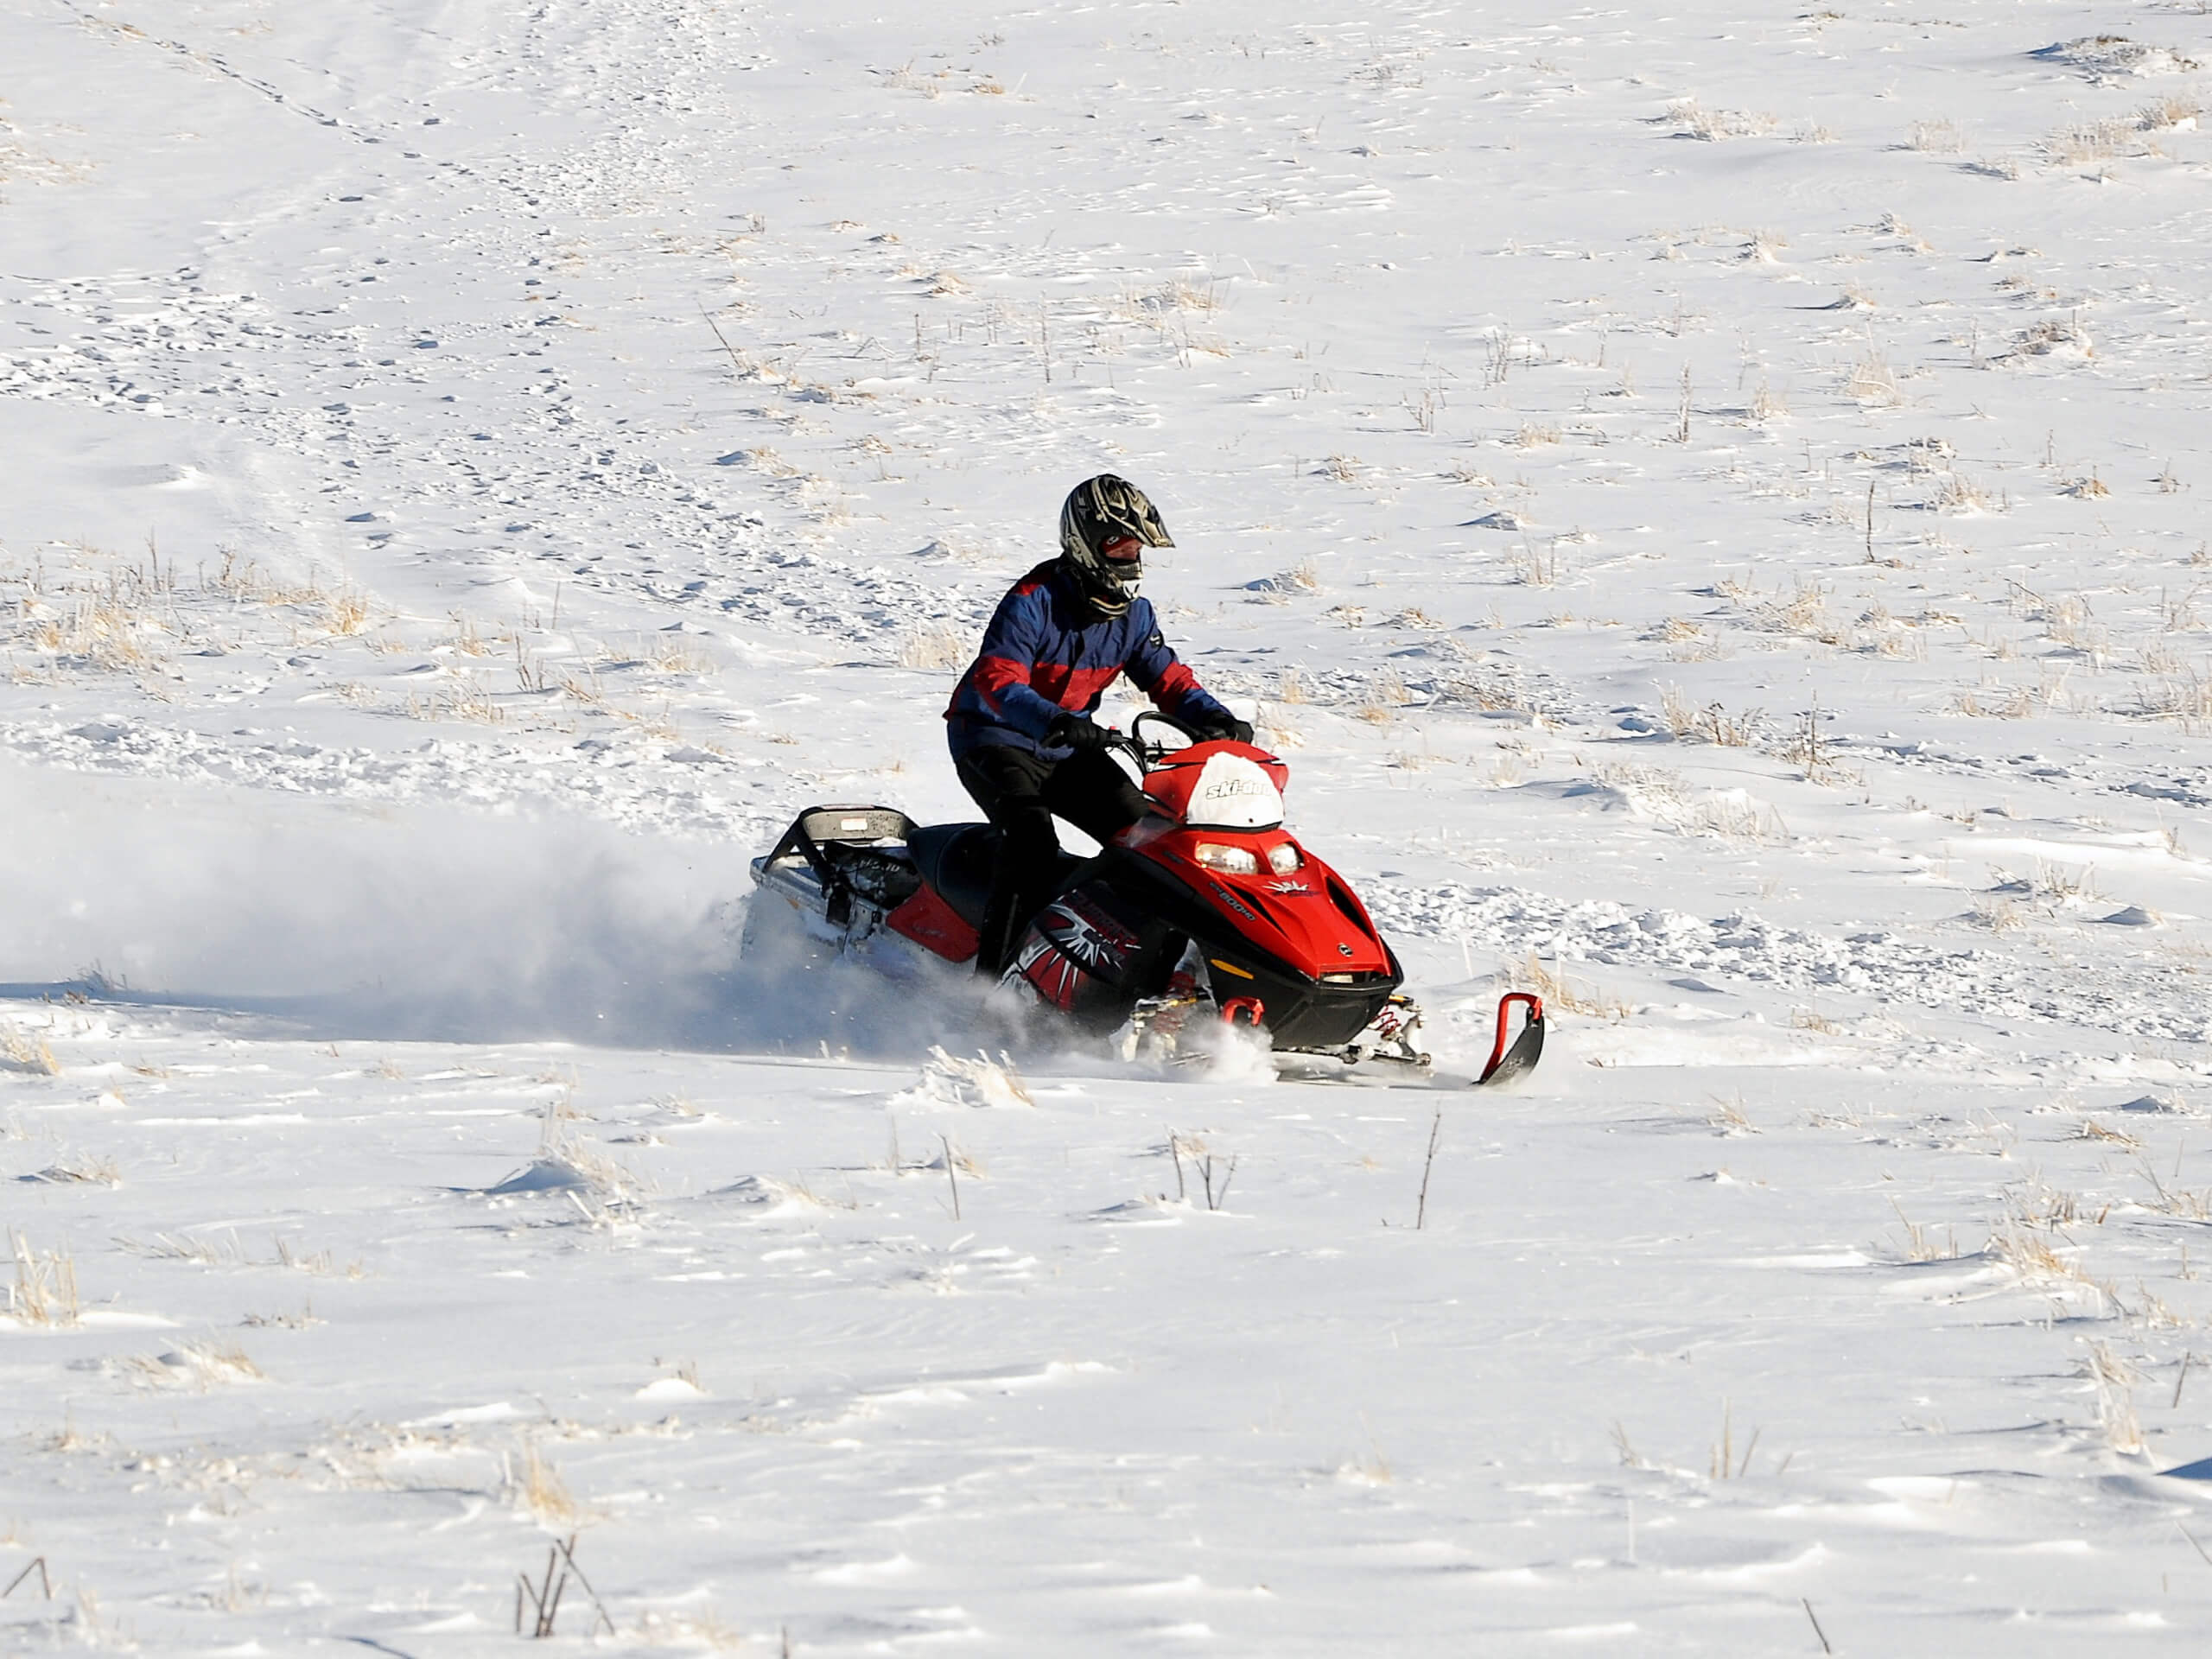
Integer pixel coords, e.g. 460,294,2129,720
1218,996,1265,1027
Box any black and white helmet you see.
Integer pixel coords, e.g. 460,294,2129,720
1058,474,1173,620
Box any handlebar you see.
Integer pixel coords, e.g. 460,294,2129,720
1127,709,1200,763
1090,710,1224,771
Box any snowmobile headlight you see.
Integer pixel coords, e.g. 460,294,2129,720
1266,842,1302,874
1193,842,1260,874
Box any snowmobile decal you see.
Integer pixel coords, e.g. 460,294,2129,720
1015,931,1089,1011
1211,884,1259,922
1035,894,1139,976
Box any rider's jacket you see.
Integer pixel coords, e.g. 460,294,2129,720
944,561,1232,760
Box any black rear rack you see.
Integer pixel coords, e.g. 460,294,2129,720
761,804,919,927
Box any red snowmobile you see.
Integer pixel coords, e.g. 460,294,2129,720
744,714,1542,1085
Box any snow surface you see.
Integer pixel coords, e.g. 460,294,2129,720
5,0,2212,1649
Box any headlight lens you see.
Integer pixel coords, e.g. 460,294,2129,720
1193,842,1260,874
1267,842,1303,874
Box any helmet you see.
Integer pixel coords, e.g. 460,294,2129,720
1057,474,1173,619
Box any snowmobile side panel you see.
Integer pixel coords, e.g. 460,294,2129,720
887,885,980,963
1008,878,1179,1033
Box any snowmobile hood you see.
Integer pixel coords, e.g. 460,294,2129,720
1120,820,1395,981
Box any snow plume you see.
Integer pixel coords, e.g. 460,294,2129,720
0,761,745,1046
721,896,1024,1063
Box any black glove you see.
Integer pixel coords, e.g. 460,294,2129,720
1046,713,1113,755
1191,713,1255,745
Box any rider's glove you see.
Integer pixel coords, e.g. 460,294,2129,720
1192,713,1255,745
1046,713,1113,755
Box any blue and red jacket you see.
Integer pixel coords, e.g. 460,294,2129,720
945,561,1233,759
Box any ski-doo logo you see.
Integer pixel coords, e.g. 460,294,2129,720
1266,880,1311,894
1183,753,1283,830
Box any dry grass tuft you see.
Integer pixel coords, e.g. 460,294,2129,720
1907,118,1966,154
1,1022,60,1075
1124,276,1223,318
1846,352,1904,407
322,590,374,636
1928,468,1995,514
894,622,969,671
24,592,162,669
2088,1341,2146,1454
1759,582,1848,645
1967,899,2029,931
2139,91,2202,130
516,1440,583,1524
166,1339,265,1385
1986,1184,2119,1318
1660,684,1763,746
407,684,505,725
1354,669,1412,724
2137,671,2212,722
443,613,494,656
23,1151,120,1186
1521,953,1630,1020
111,1228,362,1276
8,1230,81,1327
645,633,713,676
2042,119,2146,167
636,1607,750,1651
1890,1198,1960,1262
2006,316,2094,360
1662,99,1777,141
1708,1094,1757,1135
892,1047,1035,1111
880,60,944,99
2075,1118,2142,1151
1583,760,1788,843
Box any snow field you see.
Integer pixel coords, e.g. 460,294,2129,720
9,995,2212,1653
4,0,2212,1649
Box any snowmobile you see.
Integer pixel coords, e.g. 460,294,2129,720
743,713,1542,1086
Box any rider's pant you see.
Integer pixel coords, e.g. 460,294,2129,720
954,745,1150,976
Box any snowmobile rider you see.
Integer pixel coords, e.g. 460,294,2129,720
945,474,1253,976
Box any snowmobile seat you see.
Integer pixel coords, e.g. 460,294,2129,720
907,823,999,928
908,823,1083,929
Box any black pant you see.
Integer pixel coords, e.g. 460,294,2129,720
955,744,1151,975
